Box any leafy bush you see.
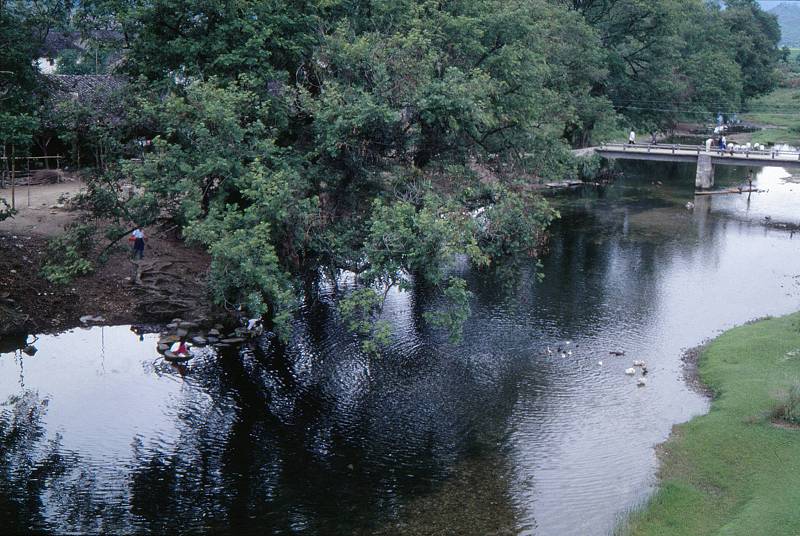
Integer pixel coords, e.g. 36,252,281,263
41,224,96,284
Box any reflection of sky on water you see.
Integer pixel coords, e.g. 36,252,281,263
0,328,186,461
711,165,800,225
1,162,800,535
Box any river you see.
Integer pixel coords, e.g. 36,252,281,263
2,161,799,535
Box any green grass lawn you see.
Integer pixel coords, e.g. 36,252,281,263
620,313,800,536
742,87,800,146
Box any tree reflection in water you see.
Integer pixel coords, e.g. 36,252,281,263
0,318,522,535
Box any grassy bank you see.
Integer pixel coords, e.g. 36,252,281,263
621,313,800,536
742,88,800,146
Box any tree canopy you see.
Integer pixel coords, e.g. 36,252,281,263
1,0,785,347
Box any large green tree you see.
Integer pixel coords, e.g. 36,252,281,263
566,0,778,132
722,0,782,101
80,0,586,345
62,0,783,347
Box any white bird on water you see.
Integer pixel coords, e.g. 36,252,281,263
625,367,636,375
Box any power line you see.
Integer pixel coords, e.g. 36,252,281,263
612,104,800,116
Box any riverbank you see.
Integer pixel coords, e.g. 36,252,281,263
0,180,215,337
620,313,800,535
741,88,800,147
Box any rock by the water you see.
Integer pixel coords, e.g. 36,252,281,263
159,335,180,344
157,343,170,352
208,329,220,336
220,337,246,344
192,336,207,345
175,328,189,337
166,323,178,329
179,321,199,329
164,351,192,362
22,345,37,356
79,315,105,324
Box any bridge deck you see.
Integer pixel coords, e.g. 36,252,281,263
595,143,800,168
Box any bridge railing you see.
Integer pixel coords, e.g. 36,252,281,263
598,142,800,160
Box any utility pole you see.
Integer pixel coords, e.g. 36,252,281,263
10,145,15,210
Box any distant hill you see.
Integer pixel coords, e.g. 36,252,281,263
769,2,800,47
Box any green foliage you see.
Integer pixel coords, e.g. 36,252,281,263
575,154,604,182
7,0,781,350
339,288,392,354
0,0,68,116
54,47,113,75
571,0,779,131
423,278,472,343
41,224,97,284
87,0,579,347
722,0,783,101
198,222,296,342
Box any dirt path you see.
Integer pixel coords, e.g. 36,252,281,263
0,178,86,236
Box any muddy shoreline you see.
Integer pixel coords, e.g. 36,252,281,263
680,343,714,399
0,231,216,338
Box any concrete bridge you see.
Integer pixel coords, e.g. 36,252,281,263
594,143,800,188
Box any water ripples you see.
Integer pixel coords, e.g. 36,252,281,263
3,164,800,534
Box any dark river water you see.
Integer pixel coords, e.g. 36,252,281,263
2,161,800,535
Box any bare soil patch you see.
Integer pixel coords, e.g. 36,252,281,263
0,180,216,337
0,176,86,236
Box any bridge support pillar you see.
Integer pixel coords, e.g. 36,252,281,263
695,154,714,189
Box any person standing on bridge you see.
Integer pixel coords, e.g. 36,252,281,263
628,130,635,145
720,136,726,150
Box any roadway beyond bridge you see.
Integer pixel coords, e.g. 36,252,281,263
594,143,800,188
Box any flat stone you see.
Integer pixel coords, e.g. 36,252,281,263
192,336,207,345
175,328,189,337
179,321,199,329
208,329,220,336
22,345,37,356
171,318,183,324
164,351,192,362
157,343,170,352
166,323,178,329
220,337,246,344
206,336,218,343
159,335,180,344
